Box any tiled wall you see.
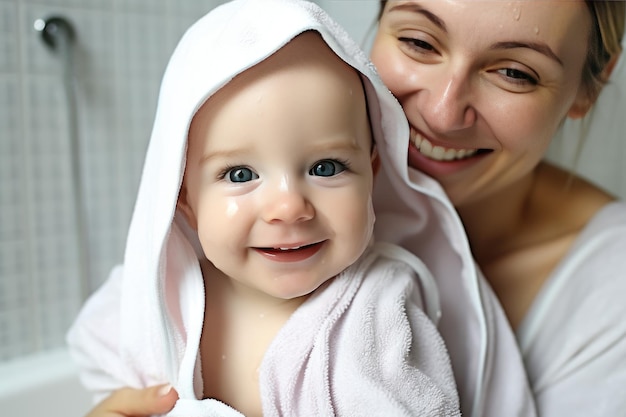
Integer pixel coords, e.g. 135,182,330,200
0,0,224,362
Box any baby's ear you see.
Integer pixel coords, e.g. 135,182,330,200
371,146,381,177
177,184,197,230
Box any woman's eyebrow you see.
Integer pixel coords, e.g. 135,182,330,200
491,41,564,66
388,3,447,33
387,4,564,68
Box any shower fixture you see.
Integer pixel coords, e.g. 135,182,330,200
34,16,75,51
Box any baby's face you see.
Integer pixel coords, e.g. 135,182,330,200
180,32,375,301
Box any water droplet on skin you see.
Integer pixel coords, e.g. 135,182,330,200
534,26,540,34
511,5,521,21
226,200,238,218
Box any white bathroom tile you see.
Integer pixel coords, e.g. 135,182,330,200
22,76,70,155
0,75,22,157
0,244,28,290
0,76,26,248
0,184,25,240
0,2,19,73
23,0,114,10
71,9,117,76
0,308,37,360
113,0,169,15
114,12,172,78
35,249,80,299
38,299,81,349
168,0,222,18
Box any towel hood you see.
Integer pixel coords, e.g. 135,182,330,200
120,0,485,407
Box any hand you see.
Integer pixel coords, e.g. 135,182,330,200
85,384,179,417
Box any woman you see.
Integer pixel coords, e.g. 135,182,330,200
371,1,626,416
84,1,626,416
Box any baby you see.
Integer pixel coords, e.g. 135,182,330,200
68,1,459,416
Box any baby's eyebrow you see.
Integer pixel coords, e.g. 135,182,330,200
199,134,366,165
320,140,362,151
310,136,368,154
199,148,249,165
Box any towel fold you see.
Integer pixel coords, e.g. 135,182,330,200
163,243,460,416
259,243,459,416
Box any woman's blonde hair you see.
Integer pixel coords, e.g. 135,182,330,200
584,1,625,99
378,0,625,99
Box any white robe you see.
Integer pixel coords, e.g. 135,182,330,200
518,201,626,416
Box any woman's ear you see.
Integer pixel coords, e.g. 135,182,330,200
568,54,620,119
177,184,198,230
567,91,593,120
371,146,381,177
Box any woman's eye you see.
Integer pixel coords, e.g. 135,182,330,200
399,37,436,53
309,159,347,177
226,167,258,183
498,68,538,85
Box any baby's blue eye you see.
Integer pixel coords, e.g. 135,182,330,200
309,160,346,177
227,167,258,183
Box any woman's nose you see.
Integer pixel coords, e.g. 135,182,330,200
419,70,477,133
261,180,314,224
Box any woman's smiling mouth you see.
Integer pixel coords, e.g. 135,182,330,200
412,131,486,161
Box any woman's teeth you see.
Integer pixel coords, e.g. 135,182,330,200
413,133,477,161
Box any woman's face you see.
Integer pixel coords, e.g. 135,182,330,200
371,0,592,207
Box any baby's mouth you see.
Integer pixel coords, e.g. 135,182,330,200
412,132,484,161
254,241,325,262
261,242,320,253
